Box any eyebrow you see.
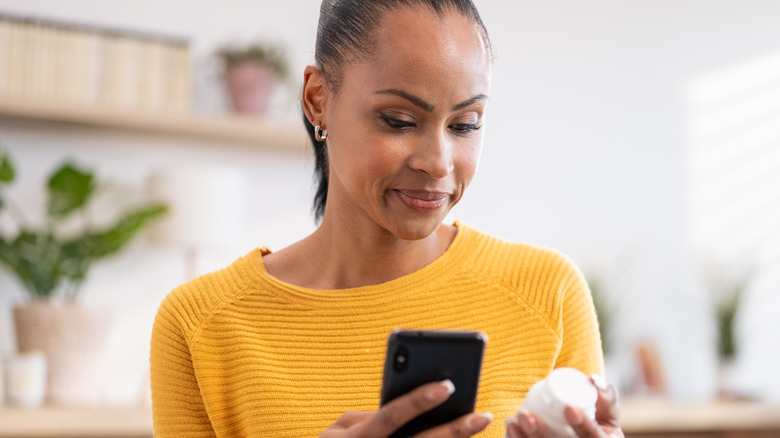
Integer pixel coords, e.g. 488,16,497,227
375,89,434,112
374,89,489,113
452,94,488,111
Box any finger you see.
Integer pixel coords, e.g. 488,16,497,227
565,406,606,438
513,409,548,438
504,417,526,438
590,375,621,428
363,380,455,436
415,412,493,438
333,411,373,428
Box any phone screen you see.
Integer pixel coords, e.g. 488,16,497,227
380,330,487,438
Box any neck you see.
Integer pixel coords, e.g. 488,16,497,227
263,214,456,290
315,217,454,289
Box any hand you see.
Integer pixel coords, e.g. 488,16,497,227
505,375,624,438
320,380,493,437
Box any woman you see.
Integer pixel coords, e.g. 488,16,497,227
151,1,623,437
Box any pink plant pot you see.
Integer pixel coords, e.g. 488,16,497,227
224,60,277,116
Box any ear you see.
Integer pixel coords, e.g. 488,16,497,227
302,65,329,126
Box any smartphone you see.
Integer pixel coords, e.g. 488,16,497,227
380,329,487,438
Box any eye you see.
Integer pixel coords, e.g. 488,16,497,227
449,123,482,135
380,113,416,130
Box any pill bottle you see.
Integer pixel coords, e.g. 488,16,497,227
520,367,598,438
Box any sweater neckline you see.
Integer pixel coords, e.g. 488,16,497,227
242,221,475,307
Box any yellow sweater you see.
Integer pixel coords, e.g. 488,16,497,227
150,222,603,437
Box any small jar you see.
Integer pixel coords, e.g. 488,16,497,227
520,367,598,438
5,351,47,408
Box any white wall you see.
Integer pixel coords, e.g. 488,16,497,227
464,0,780,400
1,0,779,403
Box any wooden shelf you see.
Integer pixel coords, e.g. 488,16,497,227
0,96,307,152
0,405,153,437
2,400,780,437
620,398,780,437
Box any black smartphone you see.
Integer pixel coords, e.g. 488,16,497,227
380,329,487,438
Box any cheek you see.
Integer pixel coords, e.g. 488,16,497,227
364,140,407,173
456,142,482,184
333,133,405,189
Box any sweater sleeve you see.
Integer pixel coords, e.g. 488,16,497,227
554,262,605,377
150,291,216,437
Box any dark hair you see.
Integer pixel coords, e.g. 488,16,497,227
304,0,492,221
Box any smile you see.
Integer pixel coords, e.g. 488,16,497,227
394,190,450,211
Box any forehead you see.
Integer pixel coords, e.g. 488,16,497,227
375,6,489,55
340,7,491,102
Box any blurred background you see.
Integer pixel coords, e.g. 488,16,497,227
0,0,779,436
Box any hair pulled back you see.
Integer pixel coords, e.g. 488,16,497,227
304,0,491,221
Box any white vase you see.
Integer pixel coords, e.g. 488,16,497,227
717,358,737,399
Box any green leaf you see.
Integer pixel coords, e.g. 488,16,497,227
588,274,615,355
58,203,168,285
57,238,91,287
0,232,62,299
217,42,290,79
0,153,15,183
47,162,95,219
0,154,169,301
711,272,750,360
89,204,168,258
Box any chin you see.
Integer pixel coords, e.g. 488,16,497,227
384,215,446,241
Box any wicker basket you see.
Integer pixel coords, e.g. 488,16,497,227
13,303,110,405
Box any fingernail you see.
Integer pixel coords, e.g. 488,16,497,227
591,374,608,391
427,379,455,401
564,407,584,426
467,412,493,432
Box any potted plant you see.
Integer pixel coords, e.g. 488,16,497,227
0,149,168,405
708,265,751,399
585,270,626,390
216,41,290,116
584,259,636,395
586,273,615,356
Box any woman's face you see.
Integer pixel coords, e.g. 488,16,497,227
320,7,492,240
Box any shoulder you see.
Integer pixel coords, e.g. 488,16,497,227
459,222,583,287
457,223,588,315
153,248,264,342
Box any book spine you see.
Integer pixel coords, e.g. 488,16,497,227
0,18,10,95
98,32,118,108
8,19,26,97
171,42,191,113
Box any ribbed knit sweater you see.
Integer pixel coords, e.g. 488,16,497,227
150,222,603,437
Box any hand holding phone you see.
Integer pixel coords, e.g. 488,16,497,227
320,380,491,438
380,330,487,438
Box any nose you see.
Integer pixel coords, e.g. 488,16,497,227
408,130,454,179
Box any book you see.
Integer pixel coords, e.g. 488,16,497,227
0,13,191,113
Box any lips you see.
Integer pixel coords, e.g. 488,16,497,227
394,189,450,210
